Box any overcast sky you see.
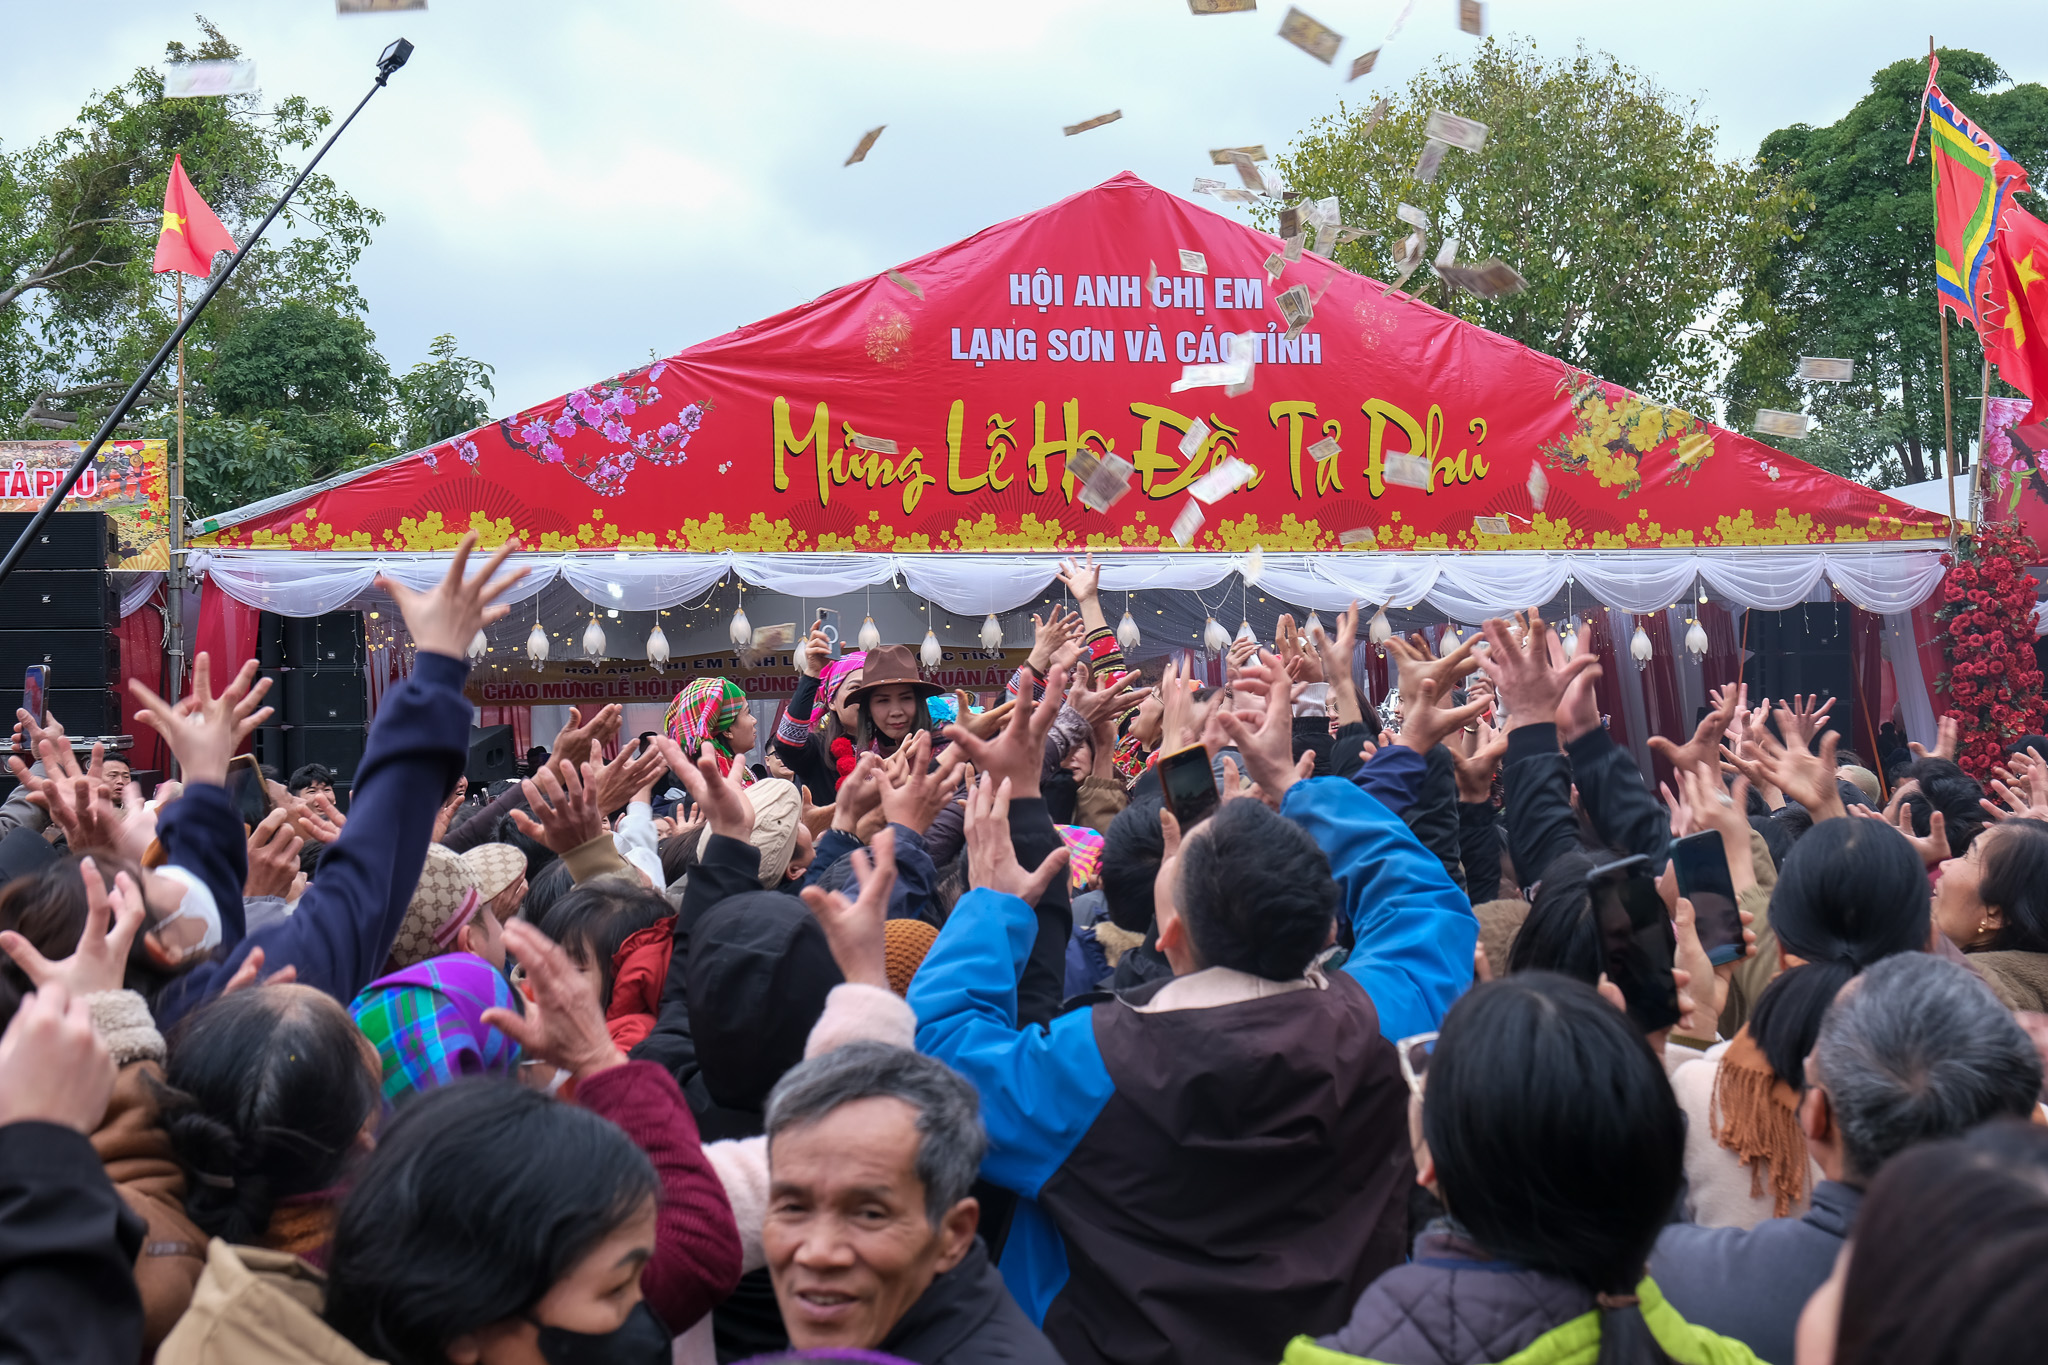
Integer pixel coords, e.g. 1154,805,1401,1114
11,1,2046,417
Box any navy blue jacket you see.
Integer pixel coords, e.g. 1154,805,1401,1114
155,651,473,1027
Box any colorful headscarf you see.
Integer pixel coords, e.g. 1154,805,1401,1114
667,677,749,777
819,652,866,710
349,953,523,1106
1056,824,1105,892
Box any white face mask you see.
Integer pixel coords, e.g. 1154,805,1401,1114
149,864,224,958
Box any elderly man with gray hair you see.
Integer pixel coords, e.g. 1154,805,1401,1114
1652,952,2044,1364
761,1041,1063,1365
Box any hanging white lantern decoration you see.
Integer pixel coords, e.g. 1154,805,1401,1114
1685,618,1710,658
1304,610,1325,642
1241,545,1264,588
857,615,882,651
1203,616,1231,654
919,628,943,669
1438,624,1463,657
582,618,607,660
1559,621,1580,659
1368,606,1393,646
979,613,1003,651
525,623,550,663
1630,624,1654,670
1116,610,1142,652
646,623,671,672
1235,619,1257,646
729,602,753,648
468,629,488,661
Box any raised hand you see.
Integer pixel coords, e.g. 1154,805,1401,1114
1027,606,1083,674
802,624,833,674
1393,671,1492,756
14,738,152,861
128,653,274,786
1477,612,1598,732
588,739,670,815
1315,602,1365,726
877,731,969,835
1751,711,1845,822
1071,669,1150,739
952,697,1015,741
481,920,625,1081
0,983,114,1134
219,943,299,995
1217,650,1307,803
1648,679,1740,773
657,740,754,842
962,774,1068,902
1892,803,1949,867
1780,694,1837,749
944,661,1069,799
290,793,346,846
0,858,145,997
1054,552,1102,606
1452,719,1507,803
1910,715,1961,764
245,809,305,899
549,704,623,773
510,759,605,854
374,531,529,660
800,827,897,989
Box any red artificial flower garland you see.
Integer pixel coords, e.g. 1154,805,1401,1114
1935,522,2048,777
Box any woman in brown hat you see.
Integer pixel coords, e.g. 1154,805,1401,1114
836,642,947,771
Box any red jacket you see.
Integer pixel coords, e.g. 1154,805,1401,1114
575,1060,742,1332
606,921,676,1053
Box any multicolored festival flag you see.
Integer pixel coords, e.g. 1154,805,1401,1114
1912,57,2032,331
151,153,237,278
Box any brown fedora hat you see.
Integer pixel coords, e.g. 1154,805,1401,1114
843,642,944,703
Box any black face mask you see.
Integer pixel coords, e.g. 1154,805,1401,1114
531,1301,670,1365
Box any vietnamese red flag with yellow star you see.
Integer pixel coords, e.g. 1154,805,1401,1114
151,153,237,277
1984,200,2048,425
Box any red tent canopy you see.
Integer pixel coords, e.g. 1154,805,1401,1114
195,172,1944,556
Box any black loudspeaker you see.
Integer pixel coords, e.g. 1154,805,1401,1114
287,727,366,783
1741,605,1853,738
0,512,108,569
45,688,122,738
252,725,287,776
0,631,119,686
9,571,116,631
260,612,366,668
283,669,367,726
467,725,516,785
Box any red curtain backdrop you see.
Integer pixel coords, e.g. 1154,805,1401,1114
1699,601,1743,698
113,602,166,775
1636,612,1686,792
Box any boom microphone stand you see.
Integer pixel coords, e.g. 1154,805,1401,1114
0,37,415,598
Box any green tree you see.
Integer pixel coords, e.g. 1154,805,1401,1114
396,334,497,451
1728,50,2048,486
0,16,382,435
1275,38,1799,413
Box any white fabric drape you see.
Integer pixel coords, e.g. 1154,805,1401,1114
1881,611,1939,747
191,545,1958,620
114,571,164,619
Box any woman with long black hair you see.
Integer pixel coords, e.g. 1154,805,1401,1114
1285,972,1763,1365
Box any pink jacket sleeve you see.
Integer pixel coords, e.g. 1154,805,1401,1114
575,1060,743,1333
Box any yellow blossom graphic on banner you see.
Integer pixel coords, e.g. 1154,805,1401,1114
1540,373,1716,498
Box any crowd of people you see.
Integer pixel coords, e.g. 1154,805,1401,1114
2,535,2046,1365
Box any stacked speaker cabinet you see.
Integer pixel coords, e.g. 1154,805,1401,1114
1739,604,1855,741
253,611,368,797
0,512,120,735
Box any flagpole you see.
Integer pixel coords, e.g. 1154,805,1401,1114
0,38,413,595
1941,303,1958,539
1976,353,1992,526
168,274,186,712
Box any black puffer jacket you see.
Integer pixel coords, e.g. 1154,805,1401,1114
1312,1226,1593,1365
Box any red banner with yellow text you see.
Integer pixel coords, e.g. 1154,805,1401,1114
196,174,1945,556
